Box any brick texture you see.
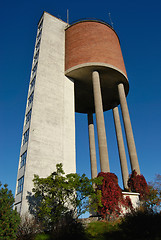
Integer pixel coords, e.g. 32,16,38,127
65,21,127,77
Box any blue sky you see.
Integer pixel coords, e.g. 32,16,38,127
1,0,161,195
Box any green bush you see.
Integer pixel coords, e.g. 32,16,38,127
86,210,161,240
28,163,101,232
34,233,50,240
120,210,161,240
17,211,161,240
0,182,20,240
16,214,42,240
49,216,88,240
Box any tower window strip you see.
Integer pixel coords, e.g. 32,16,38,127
37,29,42,41
30,76,36,91
36,39,41,50
20,151,27,168
34,50,39,62
32,62,38,74
17,176,24,194
26,108,32,125
38,18,43,29
28,91,34,107
23,129,29,145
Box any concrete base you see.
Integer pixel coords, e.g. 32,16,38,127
90,192,140,218
122,191,140,214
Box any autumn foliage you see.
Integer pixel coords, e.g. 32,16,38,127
97,172,133,219
128,170,149,200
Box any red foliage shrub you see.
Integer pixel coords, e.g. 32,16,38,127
97,172,133,219
128,170,149,200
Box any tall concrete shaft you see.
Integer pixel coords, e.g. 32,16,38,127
118,83,140,174
92,71,110,172
113,106,129,189
88,113,97,179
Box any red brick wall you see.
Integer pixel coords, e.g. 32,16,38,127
65,21,127,77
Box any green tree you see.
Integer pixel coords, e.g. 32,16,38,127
145,174,161,212
29,164,101,231
0,182,20,240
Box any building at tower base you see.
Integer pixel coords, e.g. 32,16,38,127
122,192,140,214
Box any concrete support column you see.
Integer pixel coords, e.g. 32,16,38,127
88,113,97,179
92,71,110,172
118,83,140,174
112,106,129,189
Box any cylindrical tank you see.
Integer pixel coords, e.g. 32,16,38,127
65,20,129,113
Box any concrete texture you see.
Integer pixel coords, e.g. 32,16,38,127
122,192,140,214
112,106,129,189
65,63,129,113
92,71,110,172
118,83,140,174
65,21,127,76
15,12,75,215
88,113,97,179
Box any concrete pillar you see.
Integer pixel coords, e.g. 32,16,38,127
118,83,140,174
88,113,97,179
112,106,129,189
92,71,110,172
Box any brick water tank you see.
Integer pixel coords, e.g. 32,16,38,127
65,20,129,113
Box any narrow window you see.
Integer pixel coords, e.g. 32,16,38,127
38,19,43,29
28,91,34,107
17,176,24,194
36,39,41,50
23,129,29,145
37,29,42,40
26,109,32,125
32,62,38,74
34,50,39,62
30,76,36,91
20,151,27,168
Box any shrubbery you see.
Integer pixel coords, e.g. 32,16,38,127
86,210,161,240
128,170,149,200
1,167,161,240
145,174,161,212
96,172,133,220
26,164,101,234
0,182,20,240
16,213,87,240
16,214,42,240
119,209,161,240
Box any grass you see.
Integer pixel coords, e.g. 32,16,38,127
35,234,51,240
85,210,161,240
85,220,121,240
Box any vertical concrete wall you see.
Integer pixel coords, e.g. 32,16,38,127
15,12,76,215
122,192,140,214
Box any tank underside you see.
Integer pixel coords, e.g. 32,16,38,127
65,64,129,113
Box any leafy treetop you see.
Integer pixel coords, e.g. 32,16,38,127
28,163,101,231
0,182,20,240
145,174,161,212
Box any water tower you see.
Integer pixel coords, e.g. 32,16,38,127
15,13,141,214
65,20,140,188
